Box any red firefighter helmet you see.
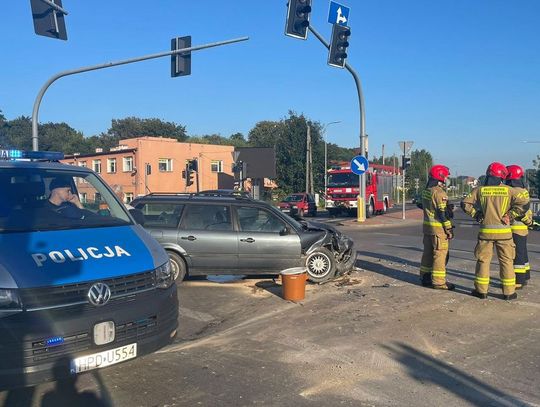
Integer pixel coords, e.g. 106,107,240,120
506,164,524,180
429,165,450,182
486,162,508,179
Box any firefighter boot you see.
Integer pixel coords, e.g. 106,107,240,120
503,293,518,301
421,272,432,287
432,282,456,291
471,289,488,299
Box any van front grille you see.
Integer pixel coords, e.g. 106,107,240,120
19,271,156,310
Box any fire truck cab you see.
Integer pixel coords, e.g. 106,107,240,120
325,164,398,217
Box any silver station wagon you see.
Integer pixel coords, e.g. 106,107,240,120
131,193,355,283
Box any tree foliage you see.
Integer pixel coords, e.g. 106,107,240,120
406,149,433,197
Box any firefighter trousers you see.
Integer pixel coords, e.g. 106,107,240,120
474,239,516,295
420,234,449,286
513,234,530,285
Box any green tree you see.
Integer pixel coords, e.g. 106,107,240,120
406,149,433,198
0,116,33,150
107,117,188,145
39,122,87,154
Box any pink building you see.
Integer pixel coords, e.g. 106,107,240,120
63,137,235,203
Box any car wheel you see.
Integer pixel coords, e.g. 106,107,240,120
167,251,187,282
306,248,336,283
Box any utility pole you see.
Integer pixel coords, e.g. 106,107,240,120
306,125,311,193
382,144,385,165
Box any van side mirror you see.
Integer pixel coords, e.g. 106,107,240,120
129,208,145,225
279,227,289,236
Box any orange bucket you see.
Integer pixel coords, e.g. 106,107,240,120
280,267,307,302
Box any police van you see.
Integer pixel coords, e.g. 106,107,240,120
0,149,178,389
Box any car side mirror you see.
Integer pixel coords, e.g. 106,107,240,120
129,208,145,225
279,227,289,236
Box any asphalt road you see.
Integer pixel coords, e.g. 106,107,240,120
2,207,539,406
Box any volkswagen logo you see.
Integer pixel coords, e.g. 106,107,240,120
87,282,112,307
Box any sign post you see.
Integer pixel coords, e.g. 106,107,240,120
350,155,368,220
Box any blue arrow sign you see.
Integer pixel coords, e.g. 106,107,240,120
328,1,350,26
350,155,368,175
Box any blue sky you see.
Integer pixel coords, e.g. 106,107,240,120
1,0,539,177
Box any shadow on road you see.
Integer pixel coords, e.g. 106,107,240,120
382,342,529,407
356,252,471,295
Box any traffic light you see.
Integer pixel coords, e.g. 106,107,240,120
171,36,191,77
328,24,351,68
285,0,312,40
188,159,198,172
187,170,194,187
402,156,411,170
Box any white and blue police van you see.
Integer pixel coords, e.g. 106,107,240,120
0,149,178,389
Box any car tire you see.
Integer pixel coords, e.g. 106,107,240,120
306,248,336,283
167,251,187,282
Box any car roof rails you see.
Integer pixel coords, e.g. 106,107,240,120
195,190,252,199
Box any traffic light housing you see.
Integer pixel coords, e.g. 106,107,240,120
187,170,194,187
285,0,312,40
171,36,191,77
30,0,68,40
328,24,351,68
402,156,411,170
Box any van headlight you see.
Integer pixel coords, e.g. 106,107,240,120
0,289,22,310
155,261,174,289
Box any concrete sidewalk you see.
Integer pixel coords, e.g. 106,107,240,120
341,206,423,228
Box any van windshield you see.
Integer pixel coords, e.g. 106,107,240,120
0,168,132,233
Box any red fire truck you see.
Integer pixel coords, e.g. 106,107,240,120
325,163,399,217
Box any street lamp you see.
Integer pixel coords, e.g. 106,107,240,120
323,121,341,205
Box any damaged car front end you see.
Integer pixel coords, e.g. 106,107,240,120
297,220,355,283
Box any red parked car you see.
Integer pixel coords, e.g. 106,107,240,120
278,193,317,217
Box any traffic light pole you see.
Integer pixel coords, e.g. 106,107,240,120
308,26,367,222
31,36,249,151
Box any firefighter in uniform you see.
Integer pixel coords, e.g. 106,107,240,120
420,165,455,290
461,162,528,300
506,165,533,289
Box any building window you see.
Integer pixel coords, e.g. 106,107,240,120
124,192,134,204
123,156,133,172
78,161,87,168
80,192,87,203
159,158,173,172
92,160,101,173
107,158,116,173
211,160,223,173
94,192,102,202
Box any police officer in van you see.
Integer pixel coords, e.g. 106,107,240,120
46,176,90,220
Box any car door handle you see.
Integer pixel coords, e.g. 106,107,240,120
240,238,255,243
181,235,196,241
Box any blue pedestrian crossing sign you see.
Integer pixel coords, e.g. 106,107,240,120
328,1,350,26
350,155,368,175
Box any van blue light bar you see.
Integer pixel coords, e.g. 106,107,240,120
45,336,65,347
0,149,64,161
